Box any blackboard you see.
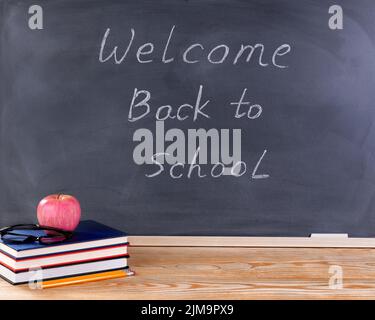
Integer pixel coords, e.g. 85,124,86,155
1,0,375,237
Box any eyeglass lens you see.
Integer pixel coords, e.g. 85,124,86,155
1,227,68,244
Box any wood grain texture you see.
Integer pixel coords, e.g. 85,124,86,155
2,246,375,299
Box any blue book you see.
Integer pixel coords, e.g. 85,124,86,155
0,220,128,259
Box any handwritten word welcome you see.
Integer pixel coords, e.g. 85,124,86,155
99,25,291,68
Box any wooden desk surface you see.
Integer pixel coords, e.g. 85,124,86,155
2,246,375,299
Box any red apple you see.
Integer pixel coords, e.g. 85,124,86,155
37,194,81,231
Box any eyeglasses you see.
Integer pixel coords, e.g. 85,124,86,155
0,224,73,245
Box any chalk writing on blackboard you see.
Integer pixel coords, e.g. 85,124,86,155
99,26,291,68
98,25,292,180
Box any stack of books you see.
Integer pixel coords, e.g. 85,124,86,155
0,220,132,287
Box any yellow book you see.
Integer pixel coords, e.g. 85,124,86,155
42,269,134,289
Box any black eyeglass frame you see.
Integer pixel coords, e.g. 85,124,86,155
0,224,73,244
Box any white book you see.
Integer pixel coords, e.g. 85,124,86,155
0,244,128,272
0,257,128,284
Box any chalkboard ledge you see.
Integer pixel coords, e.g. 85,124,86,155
129,236,375,248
